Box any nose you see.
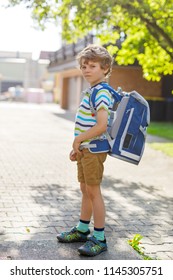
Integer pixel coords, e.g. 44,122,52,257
84,66,90,73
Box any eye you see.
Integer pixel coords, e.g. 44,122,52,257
81,65,86,70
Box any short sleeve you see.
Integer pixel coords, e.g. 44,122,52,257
95,89,112,112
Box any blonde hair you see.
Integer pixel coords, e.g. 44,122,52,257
76,44,113,77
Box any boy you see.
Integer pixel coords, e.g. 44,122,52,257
57,44,115,256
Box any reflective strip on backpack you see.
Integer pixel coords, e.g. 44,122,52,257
120,150,141,161
80,144,97,150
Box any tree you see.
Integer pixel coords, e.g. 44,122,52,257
7,0,173,81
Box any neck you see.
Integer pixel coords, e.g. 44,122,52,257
91,81,107,88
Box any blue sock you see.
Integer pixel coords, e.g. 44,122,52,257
93,227,105,241
76,219,90,233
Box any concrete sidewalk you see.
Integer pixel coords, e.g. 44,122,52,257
0,102,173,260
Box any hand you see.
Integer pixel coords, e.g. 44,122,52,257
72,137,82,155
69,150,77,161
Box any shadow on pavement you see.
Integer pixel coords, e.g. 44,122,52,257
1,176,172,260
53,112,76,123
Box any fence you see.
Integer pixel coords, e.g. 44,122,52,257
49,35,94,67
148,99,173,122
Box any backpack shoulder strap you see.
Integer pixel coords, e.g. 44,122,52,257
102,83,123,103
89,85,101,113
89,83,122,113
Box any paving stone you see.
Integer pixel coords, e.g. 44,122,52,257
0,102,173,260
0,237,141,260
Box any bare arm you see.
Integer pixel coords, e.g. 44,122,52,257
72,108,108,154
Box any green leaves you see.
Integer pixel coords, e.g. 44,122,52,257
128,233,143,254
128,234,154,260
7,0,173,81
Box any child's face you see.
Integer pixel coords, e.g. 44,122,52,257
80,59,108,86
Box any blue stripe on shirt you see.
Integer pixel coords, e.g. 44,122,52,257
81,104,90,111
76,115,96,122
83,98,90,105
75,121,93,128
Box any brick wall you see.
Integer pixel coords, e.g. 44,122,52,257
109,66,162,98
55,66,163,110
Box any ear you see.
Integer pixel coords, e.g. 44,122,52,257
103,66,110,76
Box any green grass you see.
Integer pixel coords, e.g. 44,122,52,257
150,143,173,157
147,122,173,141
147,122,173,157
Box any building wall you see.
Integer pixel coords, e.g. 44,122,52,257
109,66,162,98
0,59,26,82
56,69,82,110
54,65,162,110
0,52,50,94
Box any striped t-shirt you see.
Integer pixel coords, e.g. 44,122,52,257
74,84,114,144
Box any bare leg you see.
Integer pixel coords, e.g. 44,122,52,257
79,182,93,221
86,184,105,228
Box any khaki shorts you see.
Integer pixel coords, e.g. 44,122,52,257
77,148,107,185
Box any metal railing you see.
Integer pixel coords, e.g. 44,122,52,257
48,35,94,67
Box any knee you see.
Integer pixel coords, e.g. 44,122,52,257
86,185,99,201
80,182,87,194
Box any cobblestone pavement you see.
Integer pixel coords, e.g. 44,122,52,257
0,102,173,260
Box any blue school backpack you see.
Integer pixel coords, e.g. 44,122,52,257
87,83,150,165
